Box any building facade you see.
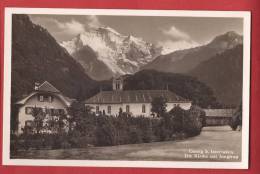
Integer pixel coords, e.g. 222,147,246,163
204,109,235,126
85,77,192,117
15,81,74,134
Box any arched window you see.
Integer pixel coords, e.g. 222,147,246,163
142,104,146,113
116,83,120,90
126,105,130,113
48,96,53,103
39,95,44,102
96,106,99,114
107,105,111,114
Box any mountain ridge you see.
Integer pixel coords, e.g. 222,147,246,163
61,27,162,80
142,31,243,73
189,44,243,106
11,14,98,102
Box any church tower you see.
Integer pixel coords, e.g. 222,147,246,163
113,76,123,91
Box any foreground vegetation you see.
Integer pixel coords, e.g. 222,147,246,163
11,98,206,154
12,126,241,161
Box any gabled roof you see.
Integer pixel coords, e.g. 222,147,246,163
85,90,190,104
16,81,75,106
204,109,235,117
37,81,60,93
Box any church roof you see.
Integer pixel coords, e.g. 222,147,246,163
37,81,60,93
204,109,235,117
85,90,190,104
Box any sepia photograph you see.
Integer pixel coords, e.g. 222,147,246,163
2,8,250,169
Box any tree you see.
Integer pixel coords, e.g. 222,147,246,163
128,125,143,144
151,96,167,117
230,103,242,130
156,113,174,141
119,107,123,116
184,106,204,136
169,106,186,133
67,101,97,147
10,104,19,135
31,107,46,134
139,117,154,143
66,101,87,133
95,115,117,146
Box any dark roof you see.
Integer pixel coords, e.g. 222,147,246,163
16,92,75,106
16,81,75,106
37,81,60,93
204,109,235,117
85,90,190,104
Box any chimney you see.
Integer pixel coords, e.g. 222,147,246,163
34,82,40,90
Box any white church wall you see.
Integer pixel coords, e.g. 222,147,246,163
122,103,151,117
86,101,192,117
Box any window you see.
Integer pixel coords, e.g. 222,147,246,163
42,107,47,113
142,104,146,113
54,109,60,115
25,107,33,114
25,120,33,127
48,96,53,103
58,109,65,115
50,109,55,116
96,106,99,114
107,106,111,114
126,105,130,113
39,95,44,102
119,107,123,114
46,108,50,115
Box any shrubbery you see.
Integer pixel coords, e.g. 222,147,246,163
12,101,205,151
230,103,242,130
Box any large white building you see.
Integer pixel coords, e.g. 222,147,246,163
15,81,75,134
85,77,192,117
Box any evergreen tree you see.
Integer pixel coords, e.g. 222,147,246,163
151,96,167,117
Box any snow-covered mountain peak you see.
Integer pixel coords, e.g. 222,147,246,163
60,26,162,80
97,26,121,36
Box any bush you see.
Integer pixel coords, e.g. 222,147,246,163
184,106,204,137
129,126,143,144
169,106,186,133
95,115,117,146
169,105,204,138
15,103,205,150
230,104,242,131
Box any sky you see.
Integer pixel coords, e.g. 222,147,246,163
29,14,243,52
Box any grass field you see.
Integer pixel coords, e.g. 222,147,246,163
12,126,241,162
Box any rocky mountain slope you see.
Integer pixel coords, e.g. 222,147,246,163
142,31,243,74
61,27,162,80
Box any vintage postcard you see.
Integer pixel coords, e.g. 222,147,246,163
2,8,250,169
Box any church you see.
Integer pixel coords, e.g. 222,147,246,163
85,77,192,117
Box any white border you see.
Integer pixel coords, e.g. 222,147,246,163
2,8,251,169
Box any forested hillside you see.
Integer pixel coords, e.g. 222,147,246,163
189,45,243,106
11,14,97,102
